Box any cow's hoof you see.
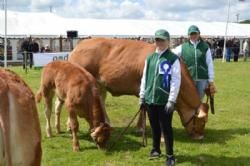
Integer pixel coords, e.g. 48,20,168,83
192,134,204,140
73,146,80,152
46,129,52,138
47,133,52,138
55,126,61,134
55,129,61,134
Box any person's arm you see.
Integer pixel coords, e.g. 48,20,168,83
168,59,181,103
206,48,214,82
172,45,182,57
139,59,148,101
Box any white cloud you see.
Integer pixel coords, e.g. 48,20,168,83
2,0,250,22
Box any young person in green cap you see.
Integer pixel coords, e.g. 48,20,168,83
173,25,216,101
139,29,181,166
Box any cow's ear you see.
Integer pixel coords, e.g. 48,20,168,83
91,131,96,138
91,127,96,133
197,103,208,118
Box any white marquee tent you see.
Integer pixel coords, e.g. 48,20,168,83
1,10,250,38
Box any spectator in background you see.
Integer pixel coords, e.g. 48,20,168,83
226,39,233,62
243,38,250,61
40,46,45,53
21,39,30,69
28,38,39,68
45,45,51,52
232,40,240,62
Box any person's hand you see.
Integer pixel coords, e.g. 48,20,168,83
164,101,175,114
208,82,216,96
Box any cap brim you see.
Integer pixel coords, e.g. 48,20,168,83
188,30,200,35
154,35,168,40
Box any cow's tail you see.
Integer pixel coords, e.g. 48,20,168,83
36,89,43,103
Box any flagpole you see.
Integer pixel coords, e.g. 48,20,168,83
4,0,7,68
222,0,231,62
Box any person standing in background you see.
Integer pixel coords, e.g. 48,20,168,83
172,25,216,101
243,38,250,61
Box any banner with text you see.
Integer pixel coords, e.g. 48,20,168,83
33,52,70,67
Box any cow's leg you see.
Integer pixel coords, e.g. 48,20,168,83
68,110,80,151
66,117,71,132
55,97,64,134
98,84,110,124
44,96,53,138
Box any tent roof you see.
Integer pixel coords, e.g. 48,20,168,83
1,10,250,38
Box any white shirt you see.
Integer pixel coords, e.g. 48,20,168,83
172,40,214,82
139,48,181,103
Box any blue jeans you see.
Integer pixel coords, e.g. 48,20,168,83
195,80,208,101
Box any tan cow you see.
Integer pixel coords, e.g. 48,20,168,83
36,61,111,151
0,68,42,166
69,38,209,139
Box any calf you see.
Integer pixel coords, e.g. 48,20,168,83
0,68,42,166
36,61,111,151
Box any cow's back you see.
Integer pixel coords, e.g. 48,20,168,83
69,38,200,106
0,69,42,166
69,38,155,96
40,61,95,107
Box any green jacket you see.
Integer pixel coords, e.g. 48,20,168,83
181,40,209,80
144,50,178,105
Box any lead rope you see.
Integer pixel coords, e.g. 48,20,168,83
108,107,147,150
141,106,147,147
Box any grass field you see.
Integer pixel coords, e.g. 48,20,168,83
10,59,250,166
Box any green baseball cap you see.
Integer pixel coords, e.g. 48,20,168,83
188,25,200,35
154,29,170,40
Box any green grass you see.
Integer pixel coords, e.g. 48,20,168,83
10,58,250,166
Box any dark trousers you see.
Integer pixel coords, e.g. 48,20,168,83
29,53,33,68
147,105,174,155
22,52,33,69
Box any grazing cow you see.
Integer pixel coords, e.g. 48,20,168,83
0,68,42,166
36,61,111,151
69,38,209,139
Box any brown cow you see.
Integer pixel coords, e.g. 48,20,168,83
36,61,111,151
0,68,42,166
69,38,209,140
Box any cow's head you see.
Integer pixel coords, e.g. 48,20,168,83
90,122,111,149
184,103,209,140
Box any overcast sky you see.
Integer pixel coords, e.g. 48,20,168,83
1,0,250,22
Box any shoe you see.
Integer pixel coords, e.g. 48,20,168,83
149,149,161,160
166,155,175,166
